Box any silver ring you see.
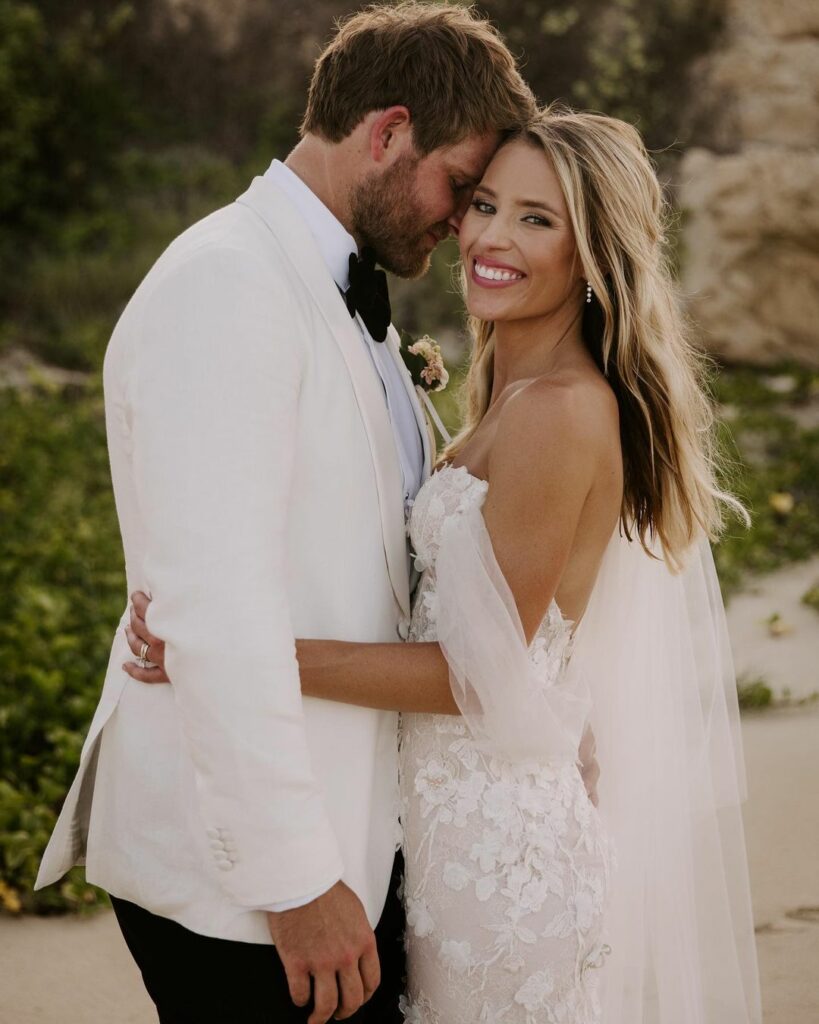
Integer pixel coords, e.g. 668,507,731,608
139,642,150,662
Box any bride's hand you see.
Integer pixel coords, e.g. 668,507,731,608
123,591,170,684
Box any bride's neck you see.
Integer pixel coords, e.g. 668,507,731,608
489,304,585,406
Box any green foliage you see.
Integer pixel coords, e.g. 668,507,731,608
710,366,819,597
0,382,124,913
480,0,724,157
736,676,774,710
0,1,135,235
3,147,245,369
736,676,819,712
1,0,730,371
802,583,819,613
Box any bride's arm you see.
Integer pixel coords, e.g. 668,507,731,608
121,602,458,713
296,638,459,715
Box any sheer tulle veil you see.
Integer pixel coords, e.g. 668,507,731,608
569,527,762,1023
436,499,762,1023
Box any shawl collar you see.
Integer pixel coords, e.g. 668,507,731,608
237,175,412,620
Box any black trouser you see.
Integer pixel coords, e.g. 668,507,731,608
110,853,406,1023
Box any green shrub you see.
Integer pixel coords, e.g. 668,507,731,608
0,382,124,913
3,147,244,370
736,676,774,711
711,366,819,596
0,2,135,248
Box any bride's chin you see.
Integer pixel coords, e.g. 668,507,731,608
465,297,511,321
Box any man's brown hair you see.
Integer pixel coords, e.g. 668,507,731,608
301,2,536,154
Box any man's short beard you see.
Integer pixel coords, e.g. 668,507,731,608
349,153,438,280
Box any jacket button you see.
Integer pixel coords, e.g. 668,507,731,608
205,828,220,839
397,619,410,640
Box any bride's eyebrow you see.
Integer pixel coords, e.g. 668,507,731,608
518,199,562,217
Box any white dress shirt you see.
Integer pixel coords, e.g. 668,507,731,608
262,159,425,912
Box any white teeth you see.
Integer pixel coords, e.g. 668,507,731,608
474,260,522,282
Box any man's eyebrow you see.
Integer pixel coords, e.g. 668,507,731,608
473,184,561,217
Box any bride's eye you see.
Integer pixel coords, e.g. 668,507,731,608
470,199,495,215
523,214,552,227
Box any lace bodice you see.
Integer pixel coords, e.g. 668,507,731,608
409,464,489,572
398,466,612,1023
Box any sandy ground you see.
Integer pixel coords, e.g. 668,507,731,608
726,555,819,702
1,560,818,1023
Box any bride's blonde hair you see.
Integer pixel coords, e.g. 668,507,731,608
443,104,744,567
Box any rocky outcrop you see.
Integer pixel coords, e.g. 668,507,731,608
680,0,819,366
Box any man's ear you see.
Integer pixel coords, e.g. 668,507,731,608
368,105,414,164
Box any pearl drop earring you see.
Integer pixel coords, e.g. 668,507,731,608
586,281,593,304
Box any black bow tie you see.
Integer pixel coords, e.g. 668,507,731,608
344,246,391,342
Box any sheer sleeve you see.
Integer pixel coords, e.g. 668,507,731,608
434,502,590,764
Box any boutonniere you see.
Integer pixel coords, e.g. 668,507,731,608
400,334,450,393
399,333,453,446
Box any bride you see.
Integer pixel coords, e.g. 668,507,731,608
127,107,762,1023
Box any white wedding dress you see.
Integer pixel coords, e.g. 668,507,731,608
397,465,762,1024
399,466,613,1024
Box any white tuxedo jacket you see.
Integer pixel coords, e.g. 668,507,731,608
34,174,433,942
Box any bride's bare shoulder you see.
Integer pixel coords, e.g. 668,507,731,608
494,366,619,461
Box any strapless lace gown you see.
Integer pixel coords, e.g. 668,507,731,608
398,466,613,1024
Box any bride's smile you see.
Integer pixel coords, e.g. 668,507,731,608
471,255,526,284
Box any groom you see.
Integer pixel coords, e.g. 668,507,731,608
34,4,536,1022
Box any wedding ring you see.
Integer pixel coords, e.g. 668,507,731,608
138,641,150,668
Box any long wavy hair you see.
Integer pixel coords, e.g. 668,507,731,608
443,105,744,567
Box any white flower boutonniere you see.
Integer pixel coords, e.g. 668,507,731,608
401,334,450,393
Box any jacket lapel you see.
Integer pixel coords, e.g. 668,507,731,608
385,325,434,484
237,176,411,620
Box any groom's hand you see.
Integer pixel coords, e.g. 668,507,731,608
266,880,380,1024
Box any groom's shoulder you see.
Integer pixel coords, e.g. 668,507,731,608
122,194,296,314
163,173,305,269
155,194,286,275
